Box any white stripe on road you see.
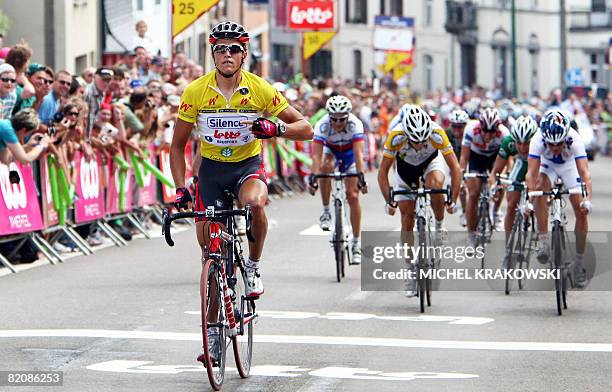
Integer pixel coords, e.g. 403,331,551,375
1,329,612,352
344,289,371,301
184,310,494,325
86,360,478,381
299,225,330,236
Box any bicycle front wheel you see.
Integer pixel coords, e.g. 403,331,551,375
552,223,565,316
417,218,427,313
334,198,344,282
232,264,253,378
201,259,227,390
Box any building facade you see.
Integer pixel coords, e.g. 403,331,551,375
3,0,100,74
269,0,611,96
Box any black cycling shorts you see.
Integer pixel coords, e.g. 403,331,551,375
468,151,496,174
194,155,266,219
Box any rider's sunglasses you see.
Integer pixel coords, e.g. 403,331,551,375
451,124,464,129
213,44,245,55
546,141,565,147
330,116,348,122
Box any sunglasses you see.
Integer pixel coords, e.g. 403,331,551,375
213,44,245,55
330,116,348,122
451,124,465,128
66,111,80,117
546,141,565,147
1,77,16,83
40,78,53,85
58,80,72,86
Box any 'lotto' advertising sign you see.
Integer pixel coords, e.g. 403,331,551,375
0,161,44,235
74,152,105,223
288,1,335,31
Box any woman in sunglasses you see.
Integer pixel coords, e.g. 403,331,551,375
0,63,17,119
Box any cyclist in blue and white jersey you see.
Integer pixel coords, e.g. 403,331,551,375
526,109,592,287
310,95,367,264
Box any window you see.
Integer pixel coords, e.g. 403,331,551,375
347,0,367,24
380,0,385,15
353,50,363,81
136,0,143,11
198,33,207,71
390,0,402,16
424,0,433,26
531,0,538,10
155,0,161,4
592,0,606,12
75,54,87,75
424,54,433,92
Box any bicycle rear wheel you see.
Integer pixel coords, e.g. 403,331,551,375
200,259,227,390
232,264,253,378
504,213,520,295
334,198,344,282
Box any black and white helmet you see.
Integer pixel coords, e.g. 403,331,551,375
401,105,433,143
449,109,469,125
209,22,249,44
479,107,501,132
326,95,352,114
510,115,538,143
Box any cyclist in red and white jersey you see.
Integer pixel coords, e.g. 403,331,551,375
460,107,510,249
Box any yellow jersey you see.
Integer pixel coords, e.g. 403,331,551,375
383,124,453,166
178,69,289,162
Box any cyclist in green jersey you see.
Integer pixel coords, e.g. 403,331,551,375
488,115,539,241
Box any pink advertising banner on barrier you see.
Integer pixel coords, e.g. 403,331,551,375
159,146,176,204
0,161,44,235
39,156,59,228
74,152,105,223
106,159,133,214
138,145,157,207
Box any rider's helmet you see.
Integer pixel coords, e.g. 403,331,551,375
209,22,250,44
479,107,501,132
449,109,469,125
540,109,571,144
401,104,433,143
325,95,352,114
510,115,538,143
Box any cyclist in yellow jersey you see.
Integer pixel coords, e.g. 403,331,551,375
170,21,313,300
378,105,461,297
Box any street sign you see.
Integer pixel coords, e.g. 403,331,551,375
172,0,219,37
564,68,584,87
373,16,415,52
288,0,336,31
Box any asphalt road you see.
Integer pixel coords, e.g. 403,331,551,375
1,155,611,391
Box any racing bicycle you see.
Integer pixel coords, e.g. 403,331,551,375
162,192,257,390
464,172,494,269
498,177,538,295
390,184,451,313
529,180,586,316
311,171,365,282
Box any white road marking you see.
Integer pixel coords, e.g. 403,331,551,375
2,329,612,352
86,360,478,381
299,225,330,236
185,310,494,325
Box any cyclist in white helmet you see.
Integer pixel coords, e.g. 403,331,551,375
310,95,368,264
488,115,538,267
461,107,510,250
378,105,461,297
526,109,592,287
446,109,469,226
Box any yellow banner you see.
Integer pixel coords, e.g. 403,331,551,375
303,32,336,60
173,0,219,37
393,64,413,81
384,51,411,73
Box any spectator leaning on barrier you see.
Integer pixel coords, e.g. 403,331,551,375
38,70,72,124
0,108,50,164
85,67,114,135
0,63,17,119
